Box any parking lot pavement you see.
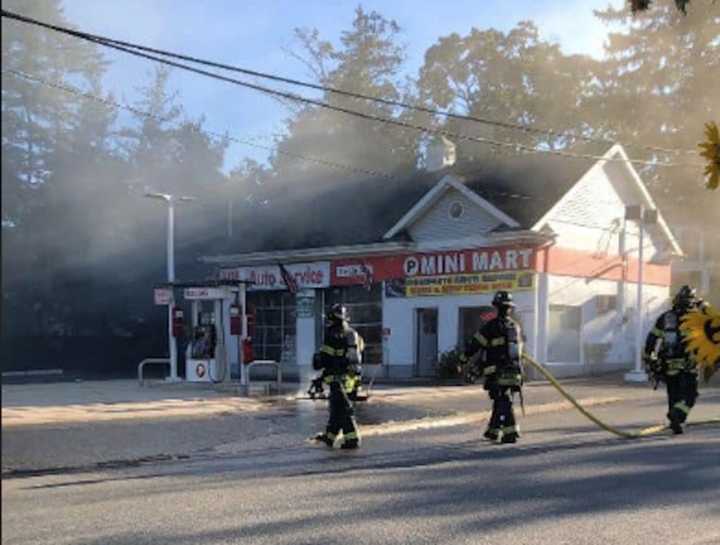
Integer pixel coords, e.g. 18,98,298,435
2,374,718,473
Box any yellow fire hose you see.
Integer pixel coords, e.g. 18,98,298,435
523,355,720,439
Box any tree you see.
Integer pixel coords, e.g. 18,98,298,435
1,0,114,338
270,6,417,195
593,0,719,218
416,21,599,165
1,0,106,228
630,0,692,14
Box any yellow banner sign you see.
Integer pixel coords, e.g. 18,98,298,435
386,271,534,298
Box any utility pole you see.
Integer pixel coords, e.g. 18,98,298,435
624,205,657,383
145,192,196,382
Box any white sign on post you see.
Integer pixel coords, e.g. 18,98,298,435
154,288,172,305
183,287,231,300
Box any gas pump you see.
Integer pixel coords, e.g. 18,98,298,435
171,306,185,337
184,286,234,383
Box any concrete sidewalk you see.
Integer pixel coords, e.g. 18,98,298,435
2,373,718,473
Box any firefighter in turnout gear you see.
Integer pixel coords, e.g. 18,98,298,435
461,291,524,444
313,304,364,449
644,285,706,435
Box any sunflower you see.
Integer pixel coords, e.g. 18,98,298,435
698,121,720,190
681,305,720,382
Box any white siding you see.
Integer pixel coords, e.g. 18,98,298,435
408,188,502,243
545,274,669,373
544,162,668,261
383,287,536,370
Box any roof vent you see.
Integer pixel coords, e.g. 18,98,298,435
426,136,456,172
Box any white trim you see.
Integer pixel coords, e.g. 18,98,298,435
445,176,521,228
383,178,449,240
383,174,520,240
201,230,554,268
414,231,552,251
531,143,682,256
613,145,682,256
199,241,411,266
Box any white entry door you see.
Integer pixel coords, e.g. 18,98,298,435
416,308,438,377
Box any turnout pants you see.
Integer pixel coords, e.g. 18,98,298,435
485,384,519,440
665,371,698,425
326,382,361,445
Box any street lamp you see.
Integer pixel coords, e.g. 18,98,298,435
624,204,657,383
145,191,196,382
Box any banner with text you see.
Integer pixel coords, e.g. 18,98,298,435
385,271,535,298
219,262,330,291
332,246,536,286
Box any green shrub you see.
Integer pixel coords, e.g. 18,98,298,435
437,347,464,379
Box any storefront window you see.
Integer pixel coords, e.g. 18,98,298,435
248,291,296,363
458,306,496,349
323,284,383,364
548,304,581,363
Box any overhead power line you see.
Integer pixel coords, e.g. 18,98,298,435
10,67,705,219
1,8,702,160
3,68,396,180
2,14,703,171
5,68,561,204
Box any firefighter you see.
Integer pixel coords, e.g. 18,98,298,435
312,303,364,449
644,285,705,434
461,291,524,444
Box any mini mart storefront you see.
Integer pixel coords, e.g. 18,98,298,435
217,244,543,379
213,239,672,379
332,246,539,378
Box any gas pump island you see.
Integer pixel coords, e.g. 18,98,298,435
155,280,254,389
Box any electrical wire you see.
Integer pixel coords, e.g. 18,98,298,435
0,7,700,157
3,68,397,181
5,67,700,219
1,9,706,169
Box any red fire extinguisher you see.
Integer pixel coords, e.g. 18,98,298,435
171,306,185,337
229,304,242,336
242,337,254,364
247,311,256,338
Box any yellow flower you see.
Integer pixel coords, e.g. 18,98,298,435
681,305,720,382
698,121,720,190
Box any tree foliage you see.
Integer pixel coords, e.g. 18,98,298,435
592,0,719,212
2,1,718,373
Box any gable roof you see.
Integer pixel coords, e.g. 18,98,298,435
530,143,681,255
383,174,520,239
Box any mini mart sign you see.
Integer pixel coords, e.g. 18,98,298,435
332,246,536,286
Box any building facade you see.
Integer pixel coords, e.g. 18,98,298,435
202,145,680,380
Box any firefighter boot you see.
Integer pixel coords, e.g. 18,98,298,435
314,433,335,446
669,417,684,435
340,439,360,450
483,428,500,441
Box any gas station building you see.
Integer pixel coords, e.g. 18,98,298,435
199,144,681,380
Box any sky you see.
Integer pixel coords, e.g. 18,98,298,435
57,0,625,171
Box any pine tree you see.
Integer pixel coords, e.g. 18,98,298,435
592,0,719,219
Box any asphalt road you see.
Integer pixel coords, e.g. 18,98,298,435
3,394,719,545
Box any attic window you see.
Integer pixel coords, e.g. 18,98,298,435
449,201,464,220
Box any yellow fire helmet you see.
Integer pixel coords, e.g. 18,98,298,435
681,305,720,382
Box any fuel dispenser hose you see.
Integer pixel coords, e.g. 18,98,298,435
522,355,720,439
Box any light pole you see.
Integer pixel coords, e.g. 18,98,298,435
624,204,657,383
145,191,196,382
